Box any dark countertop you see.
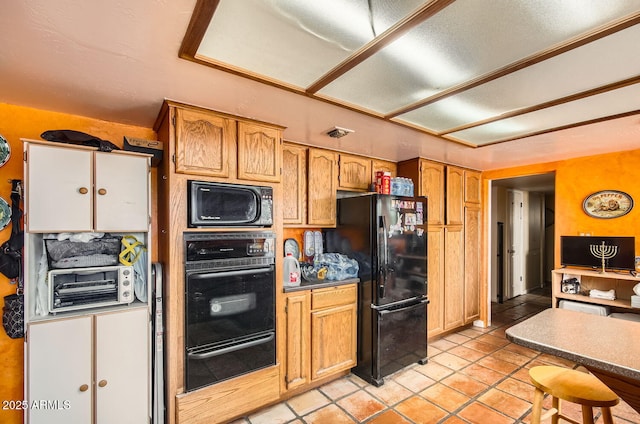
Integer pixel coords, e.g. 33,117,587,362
283,278,360,293
505,308,640,380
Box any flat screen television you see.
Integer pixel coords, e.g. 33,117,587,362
560,236,635,271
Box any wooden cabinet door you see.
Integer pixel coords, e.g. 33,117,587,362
310,303,356,380
237,121,282,183
444,226,465,330
174,107,235,177
446,166,464,226
308,148,338,226
284,292,310,390
464,207,481,323
427,227,445,338
282,143,307,225
94,152,149,232
464,170,481,205
26,143,93,232
371,159,397,180
419,160,445,225
27,317,93,424
95,308,149,424
338,154,371,190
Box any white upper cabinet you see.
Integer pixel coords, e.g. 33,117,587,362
26,142,149,233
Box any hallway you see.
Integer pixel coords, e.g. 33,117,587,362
231,290,640,423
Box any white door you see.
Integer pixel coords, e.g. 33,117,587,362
27,316,93,424
94,152,149,232
508,190,525,298
95,308,149,424
26,143,93,232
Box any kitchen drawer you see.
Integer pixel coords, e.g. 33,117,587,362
311,284,357,310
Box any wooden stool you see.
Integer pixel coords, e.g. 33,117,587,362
529,366,619,424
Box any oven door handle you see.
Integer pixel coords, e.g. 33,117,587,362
189,267,273,280
187,332,275,360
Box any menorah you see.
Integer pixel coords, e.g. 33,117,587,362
590,241,618,273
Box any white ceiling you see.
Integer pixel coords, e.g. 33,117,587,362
1,0,639,171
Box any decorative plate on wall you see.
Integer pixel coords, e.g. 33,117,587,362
0,134,10,167
583,190,633,219
0,196,11,230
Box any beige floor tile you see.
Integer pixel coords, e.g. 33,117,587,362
395,395,448,424
495,376,535,403
447,345,487,362
247,403,296,424
459,363,506,386
336,390,386,422
391,368,435,392
419,382,470,412
413,360,455,381
430,338,458,351
365,409,412,424
287,389,331,416
302,404,356,424
442,333,471,345
441,373,489,398
478,388,531,419
462,339,501,355
476,355,520,375
319,377,360,400
457,401,515,424
430,352,472,371
490,347,532,366
364,380,413,406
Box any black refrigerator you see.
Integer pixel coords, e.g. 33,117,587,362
326,193,428,386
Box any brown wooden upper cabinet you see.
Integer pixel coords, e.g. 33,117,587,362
338,154,371,191
237,121,282,183
464,170,482,205
371,159,397,181
173,104,284,183
308,148,338,226
446,166,464,226
397,158,445,226
282,143,307,225
174,107,235,178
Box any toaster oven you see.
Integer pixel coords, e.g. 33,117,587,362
48,265,135,313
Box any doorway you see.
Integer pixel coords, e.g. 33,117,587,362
489,173,555,305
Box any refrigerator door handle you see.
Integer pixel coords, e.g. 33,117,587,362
378,298,429,315
378,215,389,299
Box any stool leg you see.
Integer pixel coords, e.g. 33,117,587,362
581,405,595,424
601,407,614,424
551,397,559,424
531,388,544,424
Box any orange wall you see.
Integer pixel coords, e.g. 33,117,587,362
0,103,154,424
484,149,640,268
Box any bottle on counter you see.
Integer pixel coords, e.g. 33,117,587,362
283,253,301,287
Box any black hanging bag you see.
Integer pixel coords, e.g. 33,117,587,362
1,180,24,339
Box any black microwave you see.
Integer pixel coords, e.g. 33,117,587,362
188,181,273,227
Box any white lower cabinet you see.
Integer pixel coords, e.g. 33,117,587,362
27,308,149,424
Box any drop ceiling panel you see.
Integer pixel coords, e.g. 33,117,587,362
188,0,640,147
316,0,639,114
395,24,640,133
196,0,424,88
447,84,640,145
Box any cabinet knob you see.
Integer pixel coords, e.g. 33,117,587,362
78,187,89,195
98,379,108,388
97,188,107,195
79,384,89,392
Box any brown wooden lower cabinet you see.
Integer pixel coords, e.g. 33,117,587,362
284,284,357,392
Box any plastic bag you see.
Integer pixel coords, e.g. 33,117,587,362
312,253,359,281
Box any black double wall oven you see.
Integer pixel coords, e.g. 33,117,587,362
184,232,276,392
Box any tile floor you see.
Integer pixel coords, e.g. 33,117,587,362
231,289,640,423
